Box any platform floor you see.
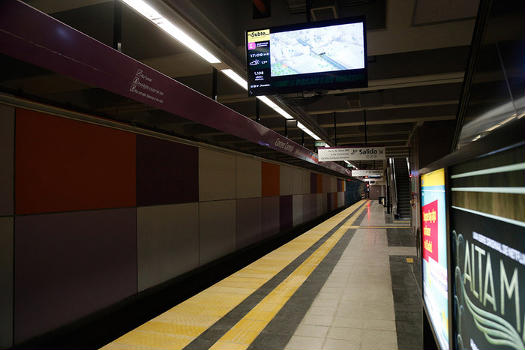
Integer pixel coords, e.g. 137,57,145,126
101,200,422,350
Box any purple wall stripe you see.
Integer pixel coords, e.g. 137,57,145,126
261,196,280,239
14,208,137,343
279,195,293,232
236,197,262,249
0,105,14,216
136,135,199,206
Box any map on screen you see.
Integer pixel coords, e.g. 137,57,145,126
270,22,364,77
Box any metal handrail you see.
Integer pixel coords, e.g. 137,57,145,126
390,158,398,217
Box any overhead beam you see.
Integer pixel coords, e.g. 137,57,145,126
337,138,407,144
282,72,465,97
218,73,464,105
319,115,456,127
306,100,459,115
25,0,111,14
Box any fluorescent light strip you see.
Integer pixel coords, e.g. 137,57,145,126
257,96,294,120
485,115,517,132
218,70,297,122
121,1,326,145
450,163,525,179
452,206,525,228
121,0,220,64
450,187,525,194
297,122,321,140
344,160,357,169
221,69,247,90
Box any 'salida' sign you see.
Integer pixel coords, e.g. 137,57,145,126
318,147,385,162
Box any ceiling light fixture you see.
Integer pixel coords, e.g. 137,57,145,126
297,122,321,140
257,96,294,120
120,0,221,64
344,160,357,169
219,70,297,122
116,3,322,144
221,69,248,90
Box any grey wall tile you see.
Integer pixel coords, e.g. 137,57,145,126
0,217,13,348
279,165,294,196
338,192,345,208
236,156,261,199
291,167,303,195
0,105,14,216
138,203,199,291
199,148,236,201
199,200,236,265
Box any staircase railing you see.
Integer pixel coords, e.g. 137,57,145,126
390,158,398,217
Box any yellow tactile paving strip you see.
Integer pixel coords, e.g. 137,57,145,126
100,200,367,350
210,203,367,350
346,225,411,229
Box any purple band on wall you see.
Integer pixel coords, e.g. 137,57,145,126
0,0,351,177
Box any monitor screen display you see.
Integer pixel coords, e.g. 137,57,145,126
421,168,450,349
246,18,367,96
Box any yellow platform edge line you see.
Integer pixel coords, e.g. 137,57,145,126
100,200,368,350
347,225,412,229
210,201,369,349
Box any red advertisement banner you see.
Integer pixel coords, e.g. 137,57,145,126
422,200,439,262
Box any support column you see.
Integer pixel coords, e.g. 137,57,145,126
113,0,122,52
211,68,218,101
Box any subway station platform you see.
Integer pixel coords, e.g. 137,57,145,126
100,201,421,350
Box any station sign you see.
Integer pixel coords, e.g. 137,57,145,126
363,177,383,182
318,147,386,161
352,170,383,177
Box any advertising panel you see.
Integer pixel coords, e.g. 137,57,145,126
421,168,449,349
451,209,525,350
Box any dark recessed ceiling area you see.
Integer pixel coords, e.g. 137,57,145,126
6,0,481,172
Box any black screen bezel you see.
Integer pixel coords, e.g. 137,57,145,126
245,16,368,96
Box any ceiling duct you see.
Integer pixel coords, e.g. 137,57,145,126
286,0,338,19
286,0,306,14
311,0,338,20
346,92,361,108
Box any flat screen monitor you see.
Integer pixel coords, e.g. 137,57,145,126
421,168,450,349
246,17,367,96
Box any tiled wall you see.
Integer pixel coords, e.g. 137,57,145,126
0,104,355,346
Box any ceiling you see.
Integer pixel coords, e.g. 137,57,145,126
2,0,479,173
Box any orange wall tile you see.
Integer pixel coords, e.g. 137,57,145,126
16,109,136,214
261,162,280,197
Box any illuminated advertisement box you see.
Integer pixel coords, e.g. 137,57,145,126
450,147,525,350
421,168,449,349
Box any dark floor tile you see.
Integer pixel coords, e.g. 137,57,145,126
250,332,291,350
395,320,422,335
396,331,423,350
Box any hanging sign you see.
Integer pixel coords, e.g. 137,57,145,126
352,170,383,177
318,147,386,161
363,177,383,182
